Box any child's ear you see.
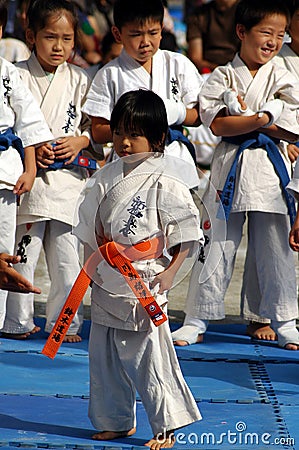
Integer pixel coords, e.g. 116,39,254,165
111,26,122,44
236,24,246,41
26,28,35,46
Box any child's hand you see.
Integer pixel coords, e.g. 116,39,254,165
223,89,254,116
287,143,299,163
13,171,35,195
53,136,88,165
36,143,55,168
150,268,176,294
289,226,299,252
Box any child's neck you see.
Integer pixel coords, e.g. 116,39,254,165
125,49,153,74
140,58,152,74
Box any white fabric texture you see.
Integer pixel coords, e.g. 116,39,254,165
3,220,83,334
88,320,202,435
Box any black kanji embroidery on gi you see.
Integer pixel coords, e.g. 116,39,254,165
16,235,31,263
62,102,76,133
170,77,179,97
119,195,146,237
2,76,12,105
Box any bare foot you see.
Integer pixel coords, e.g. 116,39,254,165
63,334,82,343
1,325,41,340
145,431,175,449
246,322,277,341
173,334,204,347
284,343,299,351
92,427,136,440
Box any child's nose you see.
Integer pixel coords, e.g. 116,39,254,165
140,34,150,46
53,38,63,50
122,136,130,147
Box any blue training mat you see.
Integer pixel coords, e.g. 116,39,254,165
0,319,298,449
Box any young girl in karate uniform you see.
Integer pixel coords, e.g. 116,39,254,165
2,0,93,342
74,89,203,449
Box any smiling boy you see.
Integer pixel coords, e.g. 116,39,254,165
172,0,299,351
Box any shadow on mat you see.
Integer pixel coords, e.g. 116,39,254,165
0,413,147,446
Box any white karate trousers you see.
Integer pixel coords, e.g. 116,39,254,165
0,189,17,328
185,211,298,322
2,220,83,334
88,321,202,435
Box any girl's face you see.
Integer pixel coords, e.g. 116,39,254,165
237,14,287,73
27,11,75,73
113,124,152,158
288,9,299,54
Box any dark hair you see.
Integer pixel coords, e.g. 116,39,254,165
285,0,299,16
27,0,79,47
0,0,8,28
113,0,164,30
101,30,117,57
235,0,290,30
110,90,168,153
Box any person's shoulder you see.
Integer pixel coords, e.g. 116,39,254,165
159,49,194,65
270,58,298,82
67,61,90,80
0,55,15,70
15,58,29,70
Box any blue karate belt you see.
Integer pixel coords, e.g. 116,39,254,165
42,152,97,171
219,132,296,227
167,127,197,164
0,128,24,162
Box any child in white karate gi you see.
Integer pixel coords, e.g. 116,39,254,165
2,0,93,341
73,89,203,449
172,0,299,350
275,0,299,165
82,0,203,190
0,0,52,328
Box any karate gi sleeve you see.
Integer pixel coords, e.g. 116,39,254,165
8,63,53,146
270,66,299,135
199,65,233,127
157,177,204,250
82,66,115,120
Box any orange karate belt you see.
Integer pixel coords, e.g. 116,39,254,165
42,237,167,359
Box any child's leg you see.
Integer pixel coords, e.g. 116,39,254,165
272,319,299,350
173,211,246,345
116,321,201,444
2,221,45,337
0,189,17,330
88,322,136,437
241,217,276,340
43,220,83,342
246,212,298,349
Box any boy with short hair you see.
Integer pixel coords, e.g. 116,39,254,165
82,0,202,189
172,0,299,350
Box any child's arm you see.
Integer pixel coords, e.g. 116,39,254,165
13,145,37,195
150,242,193,294
183,105,201,127
91,117,112,144
210,109,270,136
289,209,299,252
259,125,299,143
